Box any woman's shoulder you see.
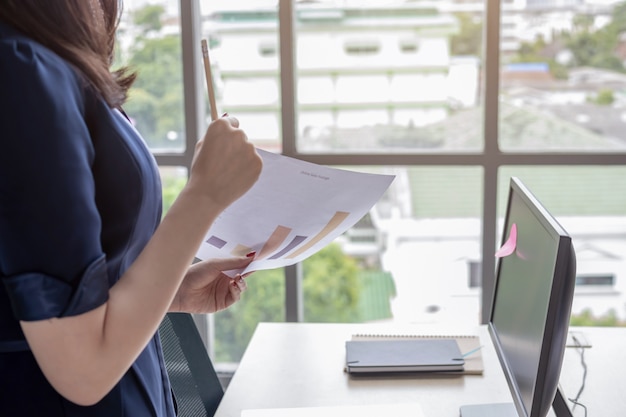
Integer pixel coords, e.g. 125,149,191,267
0,20,94,122
0,21,83,89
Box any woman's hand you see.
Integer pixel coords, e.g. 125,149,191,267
170,256,255,314
187,115,262,212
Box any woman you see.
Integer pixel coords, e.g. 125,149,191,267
0,1,262,416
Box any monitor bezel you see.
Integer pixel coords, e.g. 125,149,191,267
487,177,576,417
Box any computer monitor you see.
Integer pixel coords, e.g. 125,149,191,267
461,177,576,417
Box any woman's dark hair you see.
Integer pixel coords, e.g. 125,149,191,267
0,0,136,108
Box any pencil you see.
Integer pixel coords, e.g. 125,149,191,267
201,38,219,121
462,345,484,358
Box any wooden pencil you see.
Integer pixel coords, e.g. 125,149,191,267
201,38,219,121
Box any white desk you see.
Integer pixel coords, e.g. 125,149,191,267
215,323,626,417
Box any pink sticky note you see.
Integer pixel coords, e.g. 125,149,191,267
495,223,517,258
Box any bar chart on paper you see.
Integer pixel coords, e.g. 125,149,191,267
205,211,349,260
195,149,395,276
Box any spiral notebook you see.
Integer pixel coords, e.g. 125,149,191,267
345,338,465,373
348,333,484,375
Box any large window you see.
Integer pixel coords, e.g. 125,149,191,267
118,0,626,365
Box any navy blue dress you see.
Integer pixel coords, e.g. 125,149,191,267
0,22,176,416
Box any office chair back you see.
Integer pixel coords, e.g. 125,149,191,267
158,312,224,417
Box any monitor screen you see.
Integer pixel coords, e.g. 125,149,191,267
461,177,576,417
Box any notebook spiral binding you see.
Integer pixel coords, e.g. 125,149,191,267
352,333,478,339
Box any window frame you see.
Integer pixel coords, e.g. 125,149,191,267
171,0,626,326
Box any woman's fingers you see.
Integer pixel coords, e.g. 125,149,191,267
230,275,247,292
188,116,262,210
221,113,239,128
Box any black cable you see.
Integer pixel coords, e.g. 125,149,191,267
568,334,588,417
569,399,588,417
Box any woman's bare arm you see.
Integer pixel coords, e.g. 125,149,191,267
20,117,262,406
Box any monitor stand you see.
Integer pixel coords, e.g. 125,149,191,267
459,387,574,417
552,385,575,417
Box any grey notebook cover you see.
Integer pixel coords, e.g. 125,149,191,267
345,338,464,373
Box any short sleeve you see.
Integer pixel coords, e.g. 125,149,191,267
3,255,109,321
0,36,110,320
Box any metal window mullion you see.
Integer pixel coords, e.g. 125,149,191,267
179,0,213,352
254,153,626,167
480,0,502,324
279,0,302,322
154,154,189,166
279,0,298,158
180,0,205,171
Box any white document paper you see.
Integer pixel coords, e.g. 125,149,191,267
195,149,394,276
241,402,425,417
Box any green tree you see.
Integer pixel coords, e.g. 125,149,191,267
115,5,185,149
132,4,165,34
214,268,285,361
156,89,185,141
213,243,362,362
124,88,157,139
590,88,615,105
450,13,483,57
303,244,361,322
570,308,626,327
129,35,182,98
516,35,547,62
565,31,611,69
513,36,568,79
160,170,187,214
513,3,626,77
607,1,626,33
572,13,594,33
560,4,626,73
126,34,184,147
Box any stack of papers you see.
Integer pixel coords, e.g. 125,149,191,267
195,149,395,276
